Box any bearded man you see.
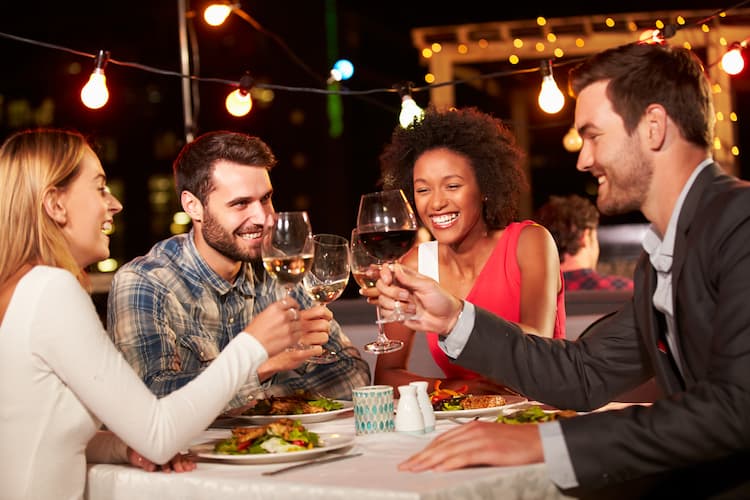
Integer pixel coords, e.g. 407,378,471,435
108,131,369,409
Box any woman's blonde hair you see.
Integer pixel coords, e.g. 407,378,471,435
0,128,90,285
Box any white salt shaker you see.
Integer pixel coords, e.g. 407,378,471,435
395,385,424,434
410,380,435,432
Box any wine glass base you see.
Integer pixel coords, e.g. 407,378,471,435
364,339,404,354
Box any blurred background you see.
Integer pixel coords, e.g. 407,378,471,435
2,1,748,288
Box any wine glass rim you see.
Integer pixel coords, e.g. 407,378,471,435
313,233,349,245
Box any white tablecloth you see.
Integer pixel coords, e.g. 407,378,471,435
85,412,573,500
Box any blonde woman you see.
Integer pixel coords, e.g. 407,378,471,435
0,129,308,499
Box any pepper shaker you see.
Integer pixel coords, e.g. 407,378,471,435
410,380,435,432
395,385,424,434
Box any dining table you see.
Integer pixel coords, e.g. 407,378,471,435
84,401,581,500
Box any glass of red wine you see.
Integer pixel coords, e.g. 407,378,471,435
356,189,418,325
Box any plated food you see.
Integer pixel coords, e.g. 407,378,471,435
213,418,319,455
497,405,578,424
242,393,344,416
190,425,355,465
230,393,354,424
427,381,527,418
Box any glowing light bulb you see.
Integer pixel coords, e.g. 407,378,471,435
225,72,254,117
330,59,354,82
562,127,583,152
225,89,252,117
538,61,564,114
204,4,232,26
399,95,424,128
81,50,110,110
721,47,744,75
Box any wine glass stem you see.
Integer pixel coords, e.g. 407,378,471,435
374,306,390,343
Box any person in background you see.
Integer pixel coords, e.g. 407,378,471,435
375,41,750,498
108,131,370,410
369,105,566,396
0,129,305,499
534,194,633,291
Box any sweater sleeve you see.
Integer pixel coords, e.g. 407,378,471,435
31,269,268,464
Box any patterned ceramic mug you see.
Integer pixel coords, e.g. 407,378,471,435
353,385,395,435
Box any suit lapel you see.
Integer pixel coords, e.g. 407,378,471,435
671,164,722,295
635,255,684,394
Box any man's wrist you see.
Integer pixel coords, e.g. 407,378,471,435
444,299,465,335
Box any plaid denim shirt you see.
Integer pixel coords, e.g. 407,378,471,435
107,231,370,409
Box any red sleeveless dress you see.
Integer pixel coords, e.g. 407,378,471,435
419,220,566,379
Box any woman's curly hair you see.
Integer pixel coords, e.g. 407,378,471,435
379,105,527,229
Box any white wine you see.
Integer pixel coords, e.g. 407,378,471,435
263,254,314,286
351,271,377,289
305,278,348,303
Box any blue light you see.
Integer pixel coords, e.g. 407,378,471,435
333,59,354,81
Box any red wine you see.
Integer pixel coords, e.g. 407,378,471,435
359,229,416,261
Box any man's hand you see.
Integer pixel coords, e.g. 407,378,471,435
256,304,331,379
377,264,464,336
398,421,543,471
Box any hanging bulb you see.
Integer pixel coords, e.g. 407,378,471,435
396,82,424,128
204,3,233,26
538,60,564,114
721,44,745,75
225,72,253,117
81,50,110,110
562,127,583,152
328,58,354,83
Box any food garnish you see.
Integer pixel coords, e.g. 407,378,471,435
497,405,577,424
213,418,320,455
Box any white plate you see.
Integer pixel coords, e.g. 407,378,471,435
234,400,353,424
433,395,527,419
189,433,355,465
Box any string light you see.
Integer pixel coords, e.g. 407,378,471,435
538,60,565,114
328,58,354,83
721,41,746,75
225,72,253,117
562,127,583,152
397,82,424,128
80,49,110,110
203,2,234,27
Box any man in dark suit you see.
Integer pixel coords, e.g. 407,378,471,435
372,42,750,497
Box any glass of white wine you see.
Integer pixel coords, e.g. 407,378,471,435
302,233,351,364
262,211,315,352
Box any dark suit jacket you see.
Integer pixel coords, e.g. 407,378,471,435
456,164,750,494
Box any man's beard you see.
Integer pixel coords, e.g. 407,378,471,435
597,136,652,216
201,209,260,263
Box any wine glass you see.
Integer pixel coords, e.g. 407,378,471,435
350,228,404,354
261,211,315,352
302,233,351,364
356,189,418,324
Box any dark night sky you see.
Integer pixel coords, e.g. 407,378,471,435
1,1,747,265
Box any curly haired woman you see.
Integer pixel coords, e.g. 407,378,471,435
372,105,566,396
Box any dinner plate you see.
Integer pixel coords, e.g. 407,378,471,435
433,395,527,419
189,433,355,465
234,400,354,424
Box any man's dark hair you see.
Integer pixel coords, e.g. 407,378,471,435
173,131,276,203
534,194,599,262
569,42,714,149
